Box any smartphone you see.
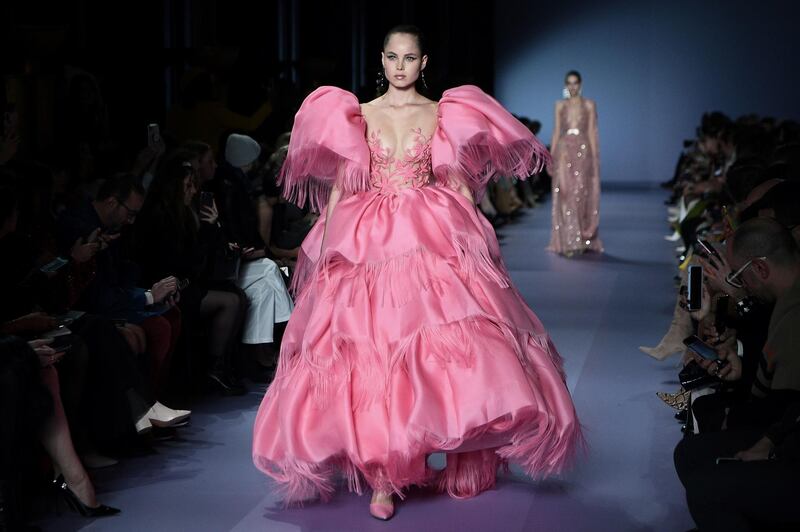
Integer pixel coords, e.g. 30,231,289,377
687,265,703,311
40,257,69,273
683,335,720,362
55,317,74,328
696,239,722,261
715,457,741,465
199,191,214,209
147,123,161,147
714,295,730,335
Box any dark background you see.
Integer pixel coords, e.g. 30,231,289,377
2,0,494,159
3,0,798,183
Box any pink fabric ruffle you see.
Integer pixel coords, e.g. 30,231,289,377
433,85,552,200
253,185,582,504
279,85,551,212
278,86,371,212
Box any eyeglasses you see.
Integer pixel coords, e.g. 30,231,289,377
115,197,139,221
725,256,766,289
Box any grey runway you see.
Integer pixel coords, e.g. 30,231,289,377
41,187,695,532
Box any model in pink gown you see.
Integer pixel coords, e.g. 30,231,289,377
548,97,604,255
252,85,582,503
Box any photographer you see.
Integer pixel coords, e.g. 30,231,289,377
674,218,800,531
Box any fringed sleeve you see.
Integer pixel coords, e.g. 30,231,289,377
279,86,371,212
432,85,551,200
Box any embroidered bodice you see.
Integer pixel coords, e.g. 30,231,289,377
557,99,590,138
278,85,549,211
367,128,433,193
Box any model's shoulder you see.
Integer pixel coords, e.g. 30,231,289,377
584,98,596,108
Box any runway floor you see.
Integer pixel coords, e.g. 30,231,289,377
41,187,696,532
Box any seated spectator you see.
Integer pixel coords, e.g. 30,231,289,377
1,183,187,448
208,134,294,372
54,173,186,402
674,218,800,532
134,151,247,395
0,335,120,528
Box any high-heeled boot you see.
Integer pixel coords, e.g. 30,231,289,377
639,295,692,361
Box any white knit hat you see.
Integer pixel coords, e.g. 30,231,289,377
225,134,261,168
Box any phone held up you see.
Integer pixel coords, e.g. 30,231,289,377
199,191,214,210
696,238,722,262
687,265,703,312
147,123,161,148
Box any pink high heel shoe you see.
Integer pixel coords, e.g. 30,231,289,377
369,492,395,521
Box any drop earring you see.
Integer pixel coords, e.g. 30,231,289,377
421,70,428,90
376,70,387,91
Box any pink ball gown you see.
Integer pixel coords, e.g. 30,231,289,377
252,85,582,503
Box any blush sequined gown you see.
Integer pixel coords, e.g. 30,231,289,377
548,98,603,255
252,85,582,503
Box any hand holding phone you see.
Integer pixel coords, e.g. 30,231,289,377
687,339,741,382
683,334,721,362
199,192,218,224
150,276,179,304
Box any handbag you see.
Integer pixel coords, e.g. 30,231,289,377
209,247,241,282
679,360,721,391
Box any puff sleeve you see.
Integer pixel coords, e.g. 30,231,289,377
432,85,551,199
279,86,370,212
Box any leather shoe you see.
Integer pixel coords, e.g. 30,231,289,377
137,402,191,429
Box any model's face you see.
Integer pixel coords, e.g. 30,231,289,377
382,33,427,90
565,75,581,97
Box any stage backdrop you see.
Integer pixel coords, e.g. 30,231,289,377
494,0,799,185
